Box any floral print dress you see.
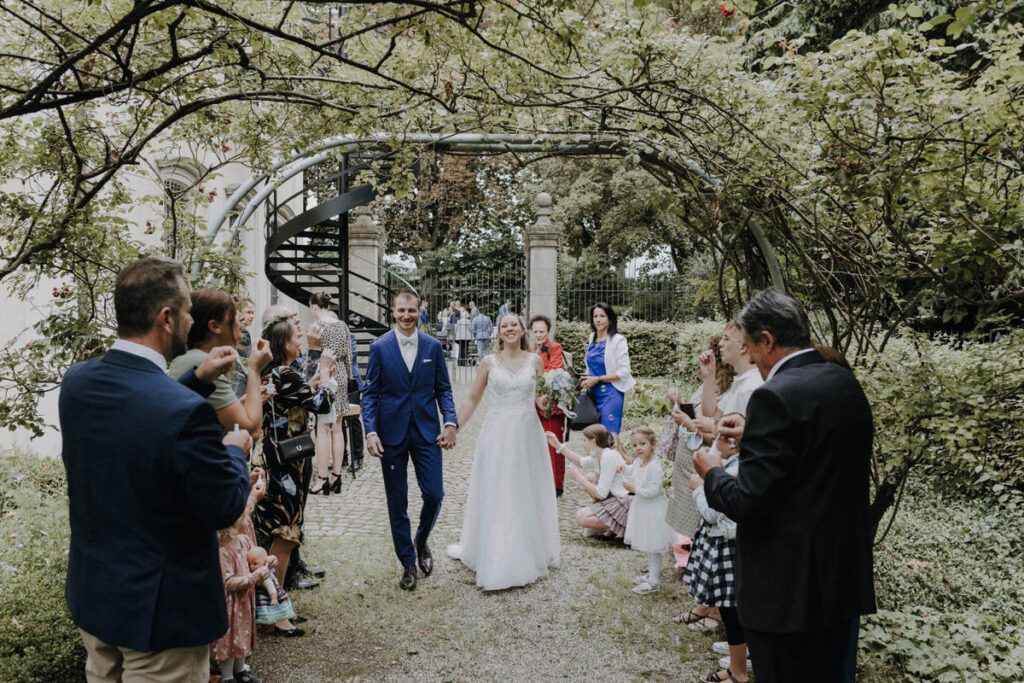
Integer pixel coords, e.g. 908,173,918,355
253,362,334,546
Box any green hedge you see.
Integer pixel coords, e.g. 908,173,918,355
853,331,1024,507
553,319,725,379
0,453,84,682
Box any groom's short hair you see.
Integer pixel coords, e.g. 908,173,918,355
393,289,420,306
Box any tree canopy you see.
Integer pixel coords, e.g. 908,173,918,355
2,0,1023,434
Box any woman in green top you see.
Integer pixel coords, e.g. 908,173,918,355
168,288,271,434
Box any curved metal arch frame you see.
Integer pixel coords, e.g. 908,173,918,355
197,132,784,292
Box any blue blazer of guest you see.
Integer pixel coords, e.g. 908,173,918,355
59,349,250,652
361,330,457,447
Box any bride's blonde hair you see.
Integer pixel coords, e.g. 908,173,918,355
495,313,533,353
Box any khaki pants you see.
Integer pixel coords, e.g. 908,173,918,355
79,629,209,683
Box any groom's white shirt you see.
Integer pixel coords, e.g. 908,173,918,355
396,328,417,372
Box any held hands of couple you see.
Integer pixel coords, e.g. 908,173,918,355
436,424,457,450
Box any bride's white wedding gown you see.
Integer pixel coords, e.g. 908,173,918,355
447,355,561,590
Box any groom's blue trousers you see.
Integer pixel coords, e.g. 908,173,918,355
380,427,444,568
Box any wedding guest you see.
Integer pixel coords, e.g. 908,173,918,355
455,303,473,365
664,334,734,630
622,426,675,595
237,297,256,358
260,305,325,591
303,321,339,492
696,290,876,682
581,302,635,438
169,288,272,435
700,320,762,419
472,310,494,361
687,435,750,683
308,292,353,495
248,545,300,638
531,314,567,494
253,315,335,594
344,330,366,473
546,424,630,538
60,257,252,680
212,515,263,682
418,302,430,332
498,298,512,318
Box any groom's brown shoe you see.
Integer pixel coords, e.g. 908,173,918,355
416,542,433,577
400,565,418,591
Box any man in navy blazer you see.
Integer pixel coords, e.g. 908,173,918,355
695,290,875,683
59,258,252,682
362,290,457,591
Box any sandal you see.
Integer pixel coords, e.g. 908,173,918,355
687,615,722,631
673,607,710,624
701,669,737,683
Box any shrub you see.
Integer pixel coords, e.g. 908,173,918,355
554,319,727,379
853,331,1024,508
861,480,1024,681
0,453,84,682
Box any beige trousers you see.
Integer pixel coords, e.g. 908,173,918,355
79,629,209,683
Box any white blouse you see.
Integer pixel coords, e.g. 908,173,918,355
586,333,636,393
580,447,628,499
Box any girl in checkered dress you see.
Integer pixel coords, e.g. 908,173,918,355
684,439,750,683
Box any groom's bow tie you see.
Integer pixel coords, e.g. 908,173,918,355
400,338,415,347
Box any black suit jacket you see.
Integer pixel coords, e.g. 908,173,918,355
59,349,250,651
705,350,876,633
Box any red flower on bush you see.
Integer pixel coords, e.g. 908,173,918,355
720,2,736,17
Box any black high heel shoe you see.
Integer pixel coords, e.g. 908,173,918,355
330,474,342,494
311,476,331,496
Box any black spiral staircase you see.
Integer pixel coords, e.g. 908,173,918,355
263,147,414,368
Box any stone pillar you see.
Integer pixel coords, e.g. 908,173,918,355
525,192,559,327
348,205,386,323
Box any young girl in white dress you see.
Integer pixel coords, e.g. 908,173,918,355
623,425,675,594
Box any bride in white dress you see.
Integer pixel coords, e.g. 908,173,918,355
446,313,561,590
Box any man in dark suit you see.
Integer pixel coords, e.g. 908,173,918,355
694,289,875,683
362,290,458,591
59,257,252,682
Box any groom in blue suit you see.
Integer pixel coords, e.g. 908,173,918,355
362,290,458,591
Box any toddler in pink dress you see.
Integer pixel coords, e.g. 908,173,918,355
212,515,263,683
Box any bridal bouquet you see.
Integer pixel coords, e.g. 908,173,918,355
535,368,578,418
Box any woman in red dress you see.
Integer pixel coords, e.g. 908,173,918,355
530,314,568,495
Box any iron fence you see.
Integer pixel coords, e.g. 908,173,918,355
558,272,693,322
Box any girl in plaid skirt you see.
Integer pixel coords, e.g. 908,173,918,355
683,440,750,683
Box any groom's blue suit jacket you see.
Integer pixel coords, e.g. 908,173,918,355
361,331,457,446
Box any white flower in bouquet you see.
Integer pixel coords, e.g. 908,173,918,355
535,368,577,418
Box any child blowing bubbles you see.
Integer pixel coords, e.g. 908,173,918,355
621,426,675,594
213,515,264,683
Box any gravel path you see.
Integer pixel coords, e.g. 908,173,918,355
251,364,714,681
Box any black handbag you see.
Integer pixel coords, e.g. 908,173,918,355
268,389,315,463
347,377,361,405
569,390,601,431
276,432,316,462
